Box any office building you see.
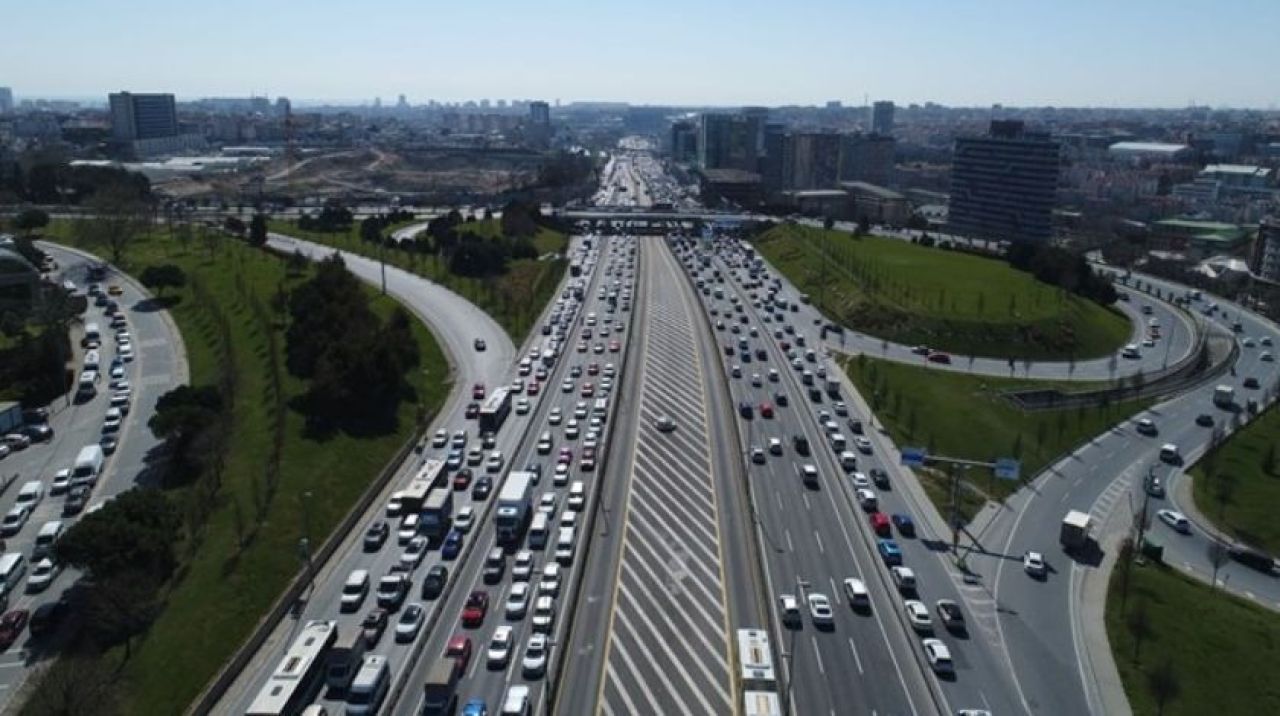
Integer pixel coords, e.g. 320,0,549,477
781,131,841,190
871,100,894,136
948,120,1061,243
529,101,551,126
670,121,698,163
1250,218,1280,283
838,133,895,187
109,91,178,141
760,123,788,190
698,113,758,172
0,87,12,114
1107,141,1193,163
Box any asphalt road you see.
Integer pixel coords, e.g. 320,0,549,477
0,244,186,709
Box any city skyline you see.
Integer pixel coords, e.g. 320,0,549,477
4,0,1278,109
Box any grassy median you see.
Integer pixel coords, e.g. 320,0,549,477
1106,560,1280,716
755,224,1129,360
840,353,1151,520
42,223,448,714
1189,402,1280,555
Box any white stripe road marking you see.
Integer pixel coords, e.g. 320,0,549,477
608,633,671,716
604,662,640,716
815,530,825,554
615,599,717,716
618,569,729,688
848,637,865,674
812,636,826,676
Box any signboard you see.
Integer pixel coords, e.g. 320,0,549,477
994,458,1021,481
901,447,927,469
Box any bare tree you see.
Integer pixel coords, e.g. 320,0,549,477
1126,599,1152,663
73,187,150,265
1207,540,1231,590
24,657,122,716
1147,659,1181,716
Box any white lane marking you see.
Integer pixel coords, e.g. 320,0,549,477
848,637,865,674
812,636,826,676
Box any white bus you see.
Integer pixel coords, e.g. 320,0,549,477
736,628,777,692
246,620,338,716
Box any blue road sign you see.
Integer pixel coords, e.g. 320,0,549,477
994,458,1021,481
901,447,927,468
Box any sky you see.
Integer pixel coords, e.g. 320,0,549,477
5,0,1278,108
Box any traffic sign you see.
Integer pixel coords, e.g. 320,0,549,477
994,458,1021,481
901,447,927,468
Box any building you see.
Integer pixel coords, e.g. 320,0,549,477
1200,164,1275,196
1107,141,1193,163
670,120,698,163
871,100,894,136
1249,218,1280,283
698,113,758,172
840,181,910,225
948,120,1060,243
838,133,895,187
0,243,41,314
760,123,788,190
697,168,762,207
529,101,551,126
0,87,12,114
781,131,841,190
780,189,848,217
109,92,178,141
1150,219,1249,255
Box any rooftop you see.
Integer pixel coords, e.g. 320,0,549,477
1202,164,1272,178
1108,141,1191,154
1154,219,1239,232
839,181,905,200
783,189,848,199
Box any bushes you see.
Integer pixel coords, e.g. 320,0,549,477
1006,241,1117,306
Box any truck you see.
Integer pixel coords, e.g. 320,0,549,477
0,403,21,434
421,656,461,716
1213,384,1235,409
1060,510,1093,552
420,488,454,539
825,377,841,399
495,470,536,545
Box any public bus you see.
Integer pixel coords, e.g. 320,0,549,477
478,387,512,433
246,620,338,716
401,459,446,513
736,628,781,715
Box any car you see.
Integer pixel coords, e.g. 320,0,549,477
869,511,891,536
892,513,916,537
450,505,475,533
21,424,52,442
654,415,676,432
549,407,563,425
904,600,933,632
513,550,535,581
453,468,474,490
515,398,530,415
422,565,448,599
486,451,505,473
27,599,67,639
1145,474,1165,497
759,402,775,419
432,429,448,448
361,609,389,646
101,408,123,433
877,538,902,565
768,437,783,455
26,559,60,593
774,391,788,407
927,351,952,364
532,595,556,633
442,529,465,559
935,600,965,631
1157,509,1191,534
474,338,486,351
395,603,426,642
891,566,917,594
522,633,550,677
923,638,954,675
1196,413,1214,427
779,594,802,627
854,436,873,454
750,446,766,464
472,383,486,400
364,521,390,551
1159,443,1180,464
505,582,531,619
400,536,429,569
1135,418,1157,436
0,610,30,650
63,486,90,516
1,505,29,536
1228,547,1278,573
738,401,754,419
446,634,473,671
1264,351,1275,362
539,564,561,596
488,625,515,667
842,577,870,609
50,469,72,496
851,471,871,489
461,590,490,627
1024,550,1047,577
465,402,480,419
375,574,409,610
1244,376,1260,389
807,593,834,627
855,488,878,511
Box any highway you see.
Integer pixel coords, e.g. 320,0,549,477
0,244,187,709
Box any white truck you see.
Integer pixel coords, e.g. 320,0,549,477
1060,510,1093,552
495,471,536,545
1213,384,1235,409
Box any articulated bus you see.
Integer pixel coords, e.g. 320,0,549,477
736,628,781,715
246,620,338,716
478,387,512,433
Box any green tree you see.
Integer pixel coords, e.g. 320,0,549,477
24,657,122,716
73,186,150,264
12,207,50,236
249,213,268,247
54,488,181,583
1147,659,1181,716
139,263,187,297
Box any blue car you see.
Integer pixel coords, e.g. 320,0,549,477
462,699,488,716
877,538,902,565
441,529,464,560
891,514,915,537
446,449,464,471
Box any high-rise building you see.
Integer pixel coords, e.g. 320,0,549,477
0,87,12,114
948,120,1061,243
741,106,769,162
670,120,698,163
781,131,841,190
839,133,896,187
760,123,788,189
1250,218,1280,283
871,100,895,135
108,92,178,141
698,113,758,172
529,101,551,126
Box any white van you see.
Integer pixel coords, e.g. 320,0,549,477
33,521,63,560
839,451,858,471
0,553,27,595
830,433,847,452
76,370,99,400
592,398,608,423
326,629,368,689
83,322,101,346
346,654,390,716
83,349,101,371
528,512,551,549
71,445,105,487
567,482,586,511
16,481,43,509
340,569,370,612
555,526,577,565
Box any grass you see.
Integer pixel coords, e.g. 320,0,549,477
755,224,1130,360
840,353,1151,520
1105,560,1280,716
41,222,449,714
267,217,569,342
1189,401,1280,555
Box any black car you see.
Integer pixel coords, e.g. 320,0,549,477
422,564,448,599
738,402,754,419
1229,547,1278,574
21,424,53,442
808,387,823,402
361,608,388,647
524,462,543,482
63,486,90,516
1196,414,1214,427
870,468,890,489
472,476,493,500
363,521,390,551
28,599,69,638
793,435,810,455
474,338,486,351
99,435,118,454
774,391,788,407
1243,377,1260,389
848,419,864,435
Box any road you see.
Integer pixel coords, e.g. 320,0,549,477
0,244,187,709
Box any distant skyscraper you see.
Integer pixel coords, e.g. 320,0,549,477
108,91,178,141
872,100,895,135
761,123,788,189
670,121,698,163
948,120,1061,243
781,131,841,190
699,113,759,172
529,101,551,126
1250,218,1280,283
838,133,896,186
0,87,12,114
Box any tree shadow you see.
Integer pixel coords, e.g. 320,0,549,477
131,296,181,312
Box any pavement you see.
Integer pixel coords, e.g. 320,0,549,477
0,243,187,711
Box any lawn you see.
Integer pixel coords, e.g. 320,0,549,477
1106,560,1280,716
1189,402,1280,555
268,217,569,341
755,224,1130,360
41,222,448,714
840,353,1151,520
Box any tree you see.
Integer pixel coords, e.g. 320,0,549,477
12,207,50,236
84,571,164,659
1207,540,1231,589
1147,659,1181,716
856,216,871,236
139,264,186,297
54,488,181,583
1264,442,1277,475
249,213,268,247
73,186,150,264
822,215,835,231
24,657,122,716
224,216,246,237
1126,599,1152,662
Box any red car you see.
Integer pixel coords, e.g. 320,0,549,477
869,511,892,537
446,634,473,670
581,447,597,471
472,383,486,400
759,402,774,419
927,352,951,364
0,610,29,650
609,340,620,352
465,402,480,419
453,469,473,490
581,383,595,398
527,382,541,396
587,363,600,375
461,591,489,627
558,447,574,464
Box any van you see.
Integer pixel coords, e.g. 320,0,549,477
82,322,101,347
83,349,101,371
528,512,550,549
346,654,390,716
501,685,531,716
16,481,43,509
33,521,63,560
326,629,368,690
555,526,576,565
76,370,99,400
592,398,608,423
567,482,586,511
830,433,847,452
0,553,27,595
340,569,370,612
839,451,858,471
71,445,105,486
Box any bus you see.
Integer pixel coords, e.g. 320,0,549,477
736,629,777,692
401,459,446,513
246,620,338,716
479,387,512,433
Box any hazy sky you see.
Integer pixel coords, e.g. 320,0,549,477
6,0,1278,108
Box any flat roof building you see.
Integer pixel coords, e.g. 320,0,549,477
109,92,178,141
948,120,1060,243
1107,141,1193,162
1249,218,1280,283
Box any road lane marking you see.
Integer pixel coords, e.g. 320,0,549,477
812,636,826,676
848,637,865,674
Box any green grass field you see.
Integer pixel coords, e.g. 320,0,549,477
756,224,1130,360
42,222,448,714
840,353,1151,520
1189,402,1280,555
1106,560,1280,716
267,217,568,341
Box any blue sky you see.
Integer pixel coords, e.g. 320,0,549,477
5,0,1278,107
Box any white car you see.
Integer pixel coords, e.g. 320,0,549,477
768,437,783,455
532,595,556,633
565,420,580,439
751,373,763,387
1,505,30,536
854,436,873,454
1024,550,1047,577
512,550,535,581
922,638,953,674
850,472,871,489
399,536,428,569
488,625,514,667
50,469,72,496
807,593,834,626
505,582,531,619
539,564,561,596
779,594,801,626
26,558,61,593
538,493,558,517
1157,509,1191,534
842,577,869,608
486,451,505,473
102,407,123,433
904,600,933,632
890,566,917,594
856,488,878,511
522,633,550,678
454,505,475,533
431,429,448,448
